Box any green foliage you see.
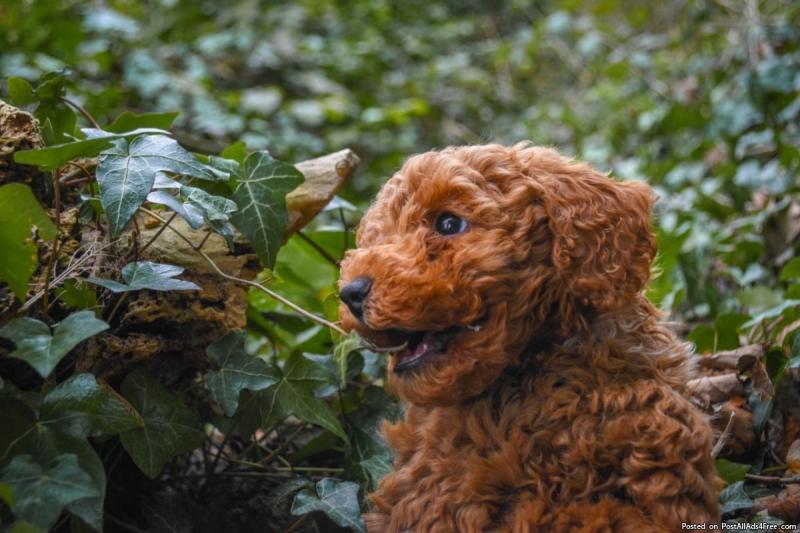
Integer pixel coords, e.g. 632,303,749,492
1,0,799,529
118,370,203,478
87,261,200,293
290,478,366,532
229,152,305,268
715,459,751,485
0,312,109,378
0,454,98,530
719,481,755,515
96,134,213,236
204,331,279,416
0,184,57,300
253,351,347,441
39,373,143,438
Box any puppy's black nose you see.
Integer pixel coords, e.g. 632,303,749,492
340,276,373,318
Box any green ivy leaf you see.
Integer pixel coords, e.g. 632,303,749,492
0,481,13,507
87,261,200,292
0,398,106,531
256,352,346,440
220,140,248,163
719,481,754,515
146,189,204,229
96,134,213,236
204,332,279,416
39,373,143,438
687,324,715,353
181,185,238,223
55,280,97,310
106,111,180,133
229,152,304,268
290,478,366,532
780,258,800,281
0,454,98,530
0,311,109,378
0,184,57,300
344,387,398,493
7,77,37,105
333,332,361,388
714,313,749,351
715,459,750,485
13,127,170,170
119,370,203,478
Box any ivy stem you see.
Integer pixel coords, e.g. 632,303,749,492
140,207,347,336
297,231,339,266
138,211,177,256
60,96,101,129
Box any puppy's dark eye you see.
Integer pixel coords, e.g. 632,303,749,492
434,213,468,235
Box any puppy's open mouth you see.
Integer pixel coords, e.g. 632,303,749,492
367,323,482,373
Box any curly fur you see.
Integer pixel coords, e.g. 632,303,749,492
339,143,721,532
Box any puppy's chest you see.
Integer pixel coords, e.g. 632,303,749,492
372,388,580,531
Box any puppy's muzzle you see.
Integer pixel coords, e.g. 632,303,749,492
340,276,373,320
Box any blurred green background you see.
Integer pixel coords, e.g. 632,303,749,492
3,0,799,326
2,0,800,530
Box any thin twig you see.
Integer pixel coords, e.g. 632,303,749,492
261,424,306,466
275,466,344,473
197,229,214,251
297,231,339,266
745,473,800,485
210,412,240,475
139,207,346,335
41,170,62,318
139,211,177,255
19,236,112,313
285,515,309,533
60,96,101,129
105,515,148,533
105,293,129,324
711,411,735,459
338,207,350,257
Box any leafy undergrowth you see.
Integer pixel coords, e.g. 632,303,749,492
0,78,387,532
1,1,800,531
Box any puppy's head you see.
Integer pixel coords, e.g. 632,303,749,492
339,143,656,406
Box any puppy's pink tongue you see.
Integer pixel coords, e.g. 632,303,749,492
412,342,429,358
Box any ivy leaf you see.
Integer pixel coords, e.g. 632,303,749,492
106,111,180,133
13,127,171,170
87,261,200,293
720,481,754,515
220,141,248,163
182,185,238,223
229,152,304,268
256,352,346,440
0,398,106,531
39,373,143,438
0,184,57,300
146,190,204,229
0,454,98,530
7,77,37,105
55,279,98,310
344,387,398,492
780,258,800,281
715,459,750,485
119,370,203,478
96,134,214,236
333,332,361,388
0,311,109,378
290,478,366,532
204,332,280,416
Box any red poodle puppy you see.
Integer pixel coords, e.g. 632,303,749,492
339,143,720,532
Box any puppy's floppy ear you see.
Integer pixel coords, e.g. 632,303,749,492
527,149,657,314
